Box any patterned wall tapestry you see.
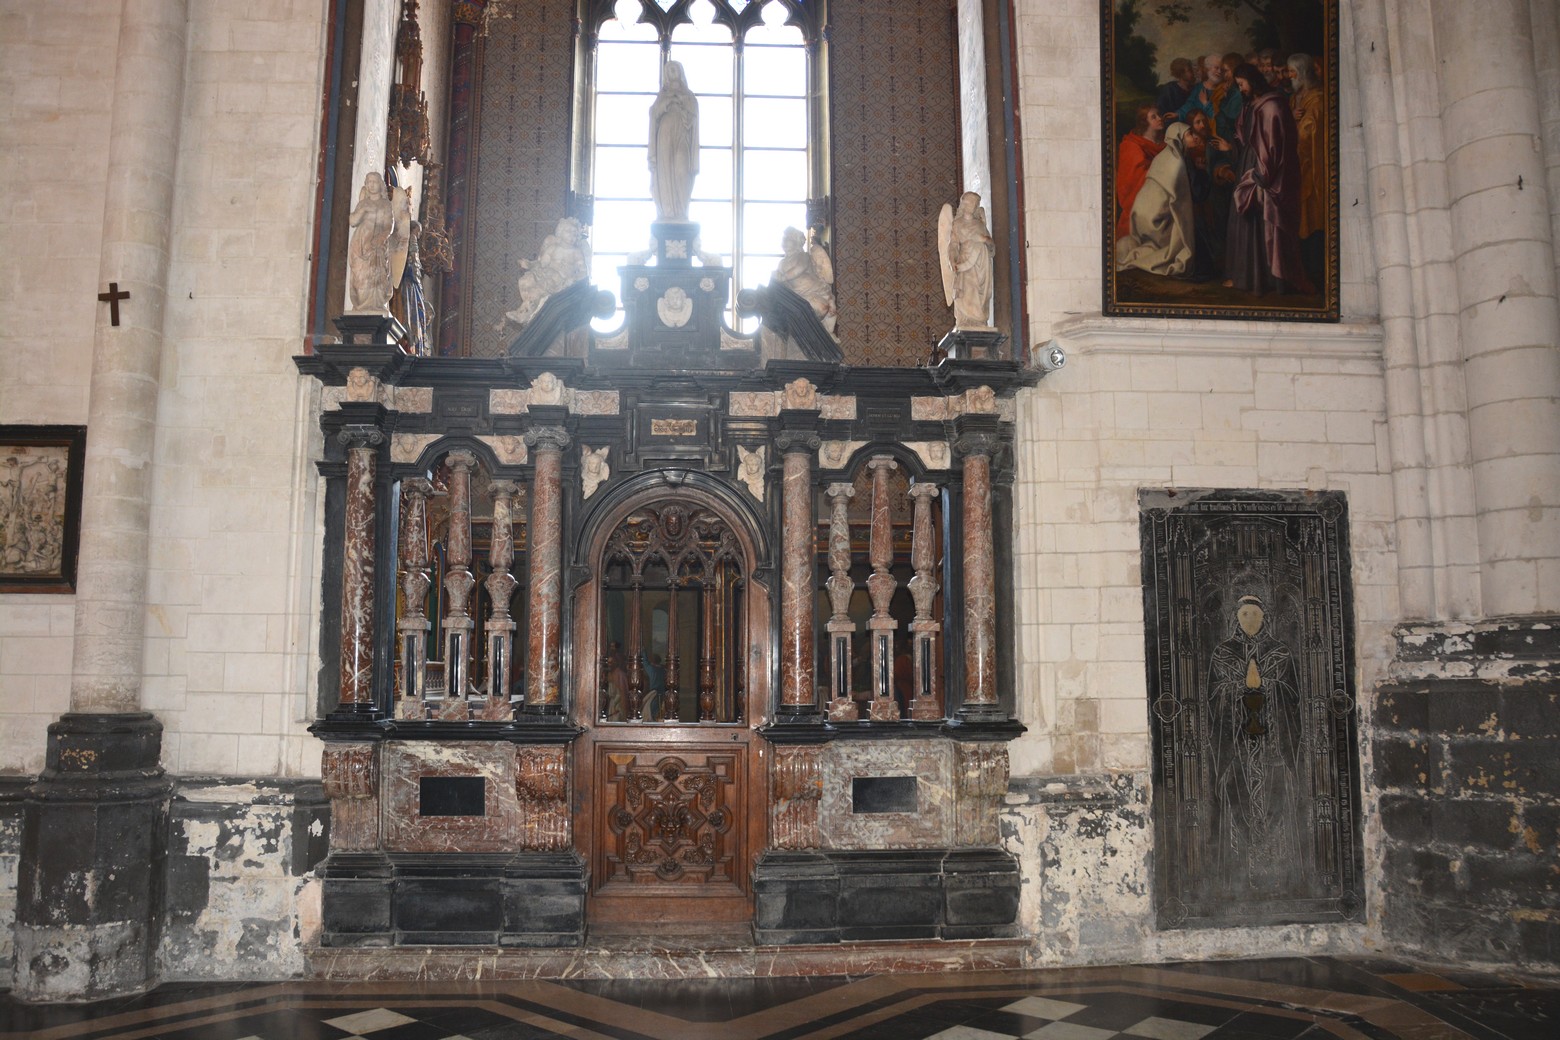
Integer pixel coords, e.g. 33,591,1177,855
1139,489,1363,930
829,0,962,367
464,3,576,359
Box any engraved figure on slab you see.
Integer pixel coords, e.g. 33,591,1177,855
1203,594,1304,895
937,192,996,330
1,452,66,573
348,172,396,312
648,61,699,222
504,217,591,328
773,227,837,333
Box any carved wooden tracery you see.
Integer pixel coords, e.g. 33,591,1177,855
598,504,746,723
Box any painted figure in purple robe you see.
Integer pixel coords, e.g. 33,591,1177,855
1220,64,1314,295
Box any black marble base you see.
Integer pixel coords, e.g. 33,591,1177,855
752,848,1019,945
11,713,172,1003
319,851,588,948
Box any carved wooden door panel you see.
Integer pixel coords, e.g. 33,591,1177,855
587,742,752,922
572,493,770,928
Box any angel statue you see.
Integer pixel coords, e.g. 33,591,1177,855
502,217,591,328
937,191,996,330
773,227,837,333
348,172,396,312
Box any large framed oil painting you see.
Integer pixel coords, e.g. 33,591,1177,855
0,425,86,593
1103,0,1340,321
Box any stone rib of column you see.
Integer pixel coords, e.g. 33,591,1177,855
777,429,822,715
523,424,570,711
438,450,477,719
479,480,521,721
908,480,943,720
395,476,438,719
824,481,858,721
865,456,902,722
339,427,385,710
957,430,1000,717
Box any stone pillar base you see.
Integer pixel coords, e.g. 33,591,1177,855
11,713,170,1003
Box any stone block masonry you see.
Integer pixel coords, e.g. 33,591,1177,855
1373,620,1560,969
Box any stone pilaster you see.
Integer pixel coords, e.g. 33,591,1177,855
14,0,189,1003
1432,0,1560,616
437,449,477,716
523,419,570,711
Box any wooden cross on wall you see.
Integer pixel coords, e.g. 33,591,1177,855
98,282,130,326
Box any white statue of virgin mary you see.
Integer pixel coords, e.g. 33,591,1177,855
648,60,699,222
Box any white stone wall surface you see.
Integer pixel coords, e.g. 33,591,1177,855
0,0,120,773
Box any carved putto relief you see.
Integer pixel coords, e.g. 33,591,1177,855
582,445,610,499
736,445,766,501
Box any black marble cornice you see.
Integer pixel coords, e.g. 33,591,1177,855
296,343,411,385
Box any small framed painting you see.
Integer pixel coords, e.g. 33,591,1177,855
1103,0,1339,321
0,425,86,593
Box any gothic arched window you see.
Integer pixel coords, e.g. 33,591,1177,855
577,0,826,327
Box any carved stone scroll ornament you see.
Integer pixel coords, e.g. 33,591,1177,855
321,743,379,852
770,744,823,850
515,745,570,851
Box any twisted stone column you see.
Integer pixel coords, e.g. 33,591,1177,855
523,423,570,710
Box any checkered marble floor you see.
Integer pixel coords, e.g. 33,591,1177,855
3,957,1556,1040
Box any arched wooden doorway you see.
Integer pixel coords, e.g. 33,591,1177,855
569,481,772,928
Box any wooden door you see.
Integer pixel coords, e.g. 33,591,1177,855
571,494,770,928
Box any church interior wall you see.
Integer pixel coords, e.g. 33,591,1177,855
2,0,1557,992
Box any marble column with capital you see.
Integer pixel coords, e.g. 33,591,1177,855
865,455,902,722
956,429,1001,718
777,428,822,716
524,423,571,711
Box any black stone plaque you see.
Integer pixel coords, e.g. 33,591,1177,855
419,776,486,817
1140,489,1363,929
852,776,918,814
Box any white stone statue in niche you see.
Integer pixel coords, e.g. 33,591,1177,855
648,61,699,222
348,172,395,312
937,191,996,330
773,227,837,333
503,217,590,328
581,445,610,499
736,445,766,501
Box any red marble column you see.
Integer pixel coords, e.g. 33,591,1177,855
524,424,570,709
396,475,438,718
824,481,857,721
777,430,821,713
439,450,477,717
908,481,943,720
957,431,999,712
865,455,901,722
339,426,384,710
480,480,521,720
